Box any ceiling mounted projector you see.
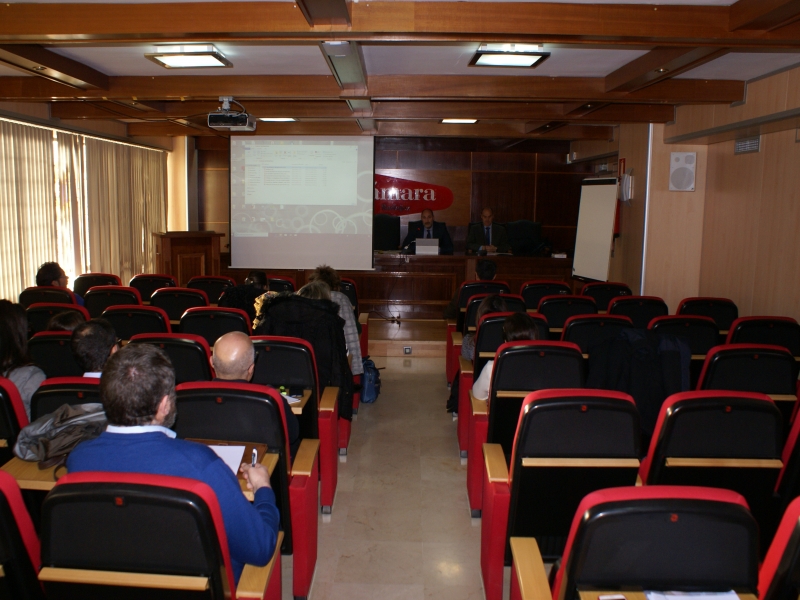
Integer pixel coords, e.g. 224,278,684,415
208,96,256,132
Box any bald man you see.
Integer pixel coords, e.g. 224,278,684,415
212,332,300,460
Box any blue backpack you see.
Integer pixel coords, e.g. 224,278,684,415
360,357,382,404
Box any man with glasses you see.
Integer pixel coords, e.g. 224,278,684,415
36,261,84,306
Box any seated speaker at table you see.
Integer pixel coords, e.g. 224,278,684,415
400,209,454,255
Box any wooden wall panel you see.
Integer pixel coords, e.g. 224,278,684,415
472,152,536,172
396,150,471,170
197,148,230,250
471,172,537,223
642,124,707,313
535,174,583,226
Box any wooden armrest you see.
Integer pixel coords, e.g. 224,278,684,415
483,443,508,482
0,440,7,448
691,354,706,361
459,355,474,375
447,319,457,328
451,332,463,346
291,438,320,477
170,320,180,326
38,567,208,591
549,327,563,333
582,353,589,359
521,458,640,468
496,391,529,398
526,309,538,314
769,394,797,402
319,386,338,412
597,310,607,315
358,312,369,325
470,391,488,416
460,307,466,313
468,326,476,332
665,457,783,469
478,352,495,358
509,537,550,600
236,531,284,599
720,329,729,335
795,356,800,362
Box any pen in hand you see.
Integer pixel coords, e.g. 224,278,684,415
251,448,257,467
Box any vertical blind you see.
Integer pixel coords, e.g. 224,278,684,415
0,117,166,301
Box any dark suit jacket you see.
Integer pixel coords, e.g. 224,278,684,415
401,220,454,255
466,223,510,253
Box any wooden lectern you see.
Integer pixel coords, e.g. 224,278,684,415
153,231,224,286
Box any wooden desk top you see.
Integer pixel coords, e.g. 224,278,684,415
288,389,311,415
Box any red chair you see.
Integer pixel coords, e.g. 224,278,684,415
83,285,142,318
728,316,800,357
28,331,83,378
102,305,171,340
26,303,89,336
30,377,101,421
760,495,800,600
175,381,318,598
561,314,633,354
509,486,758,600
128,333,213,383
580,281,632,311
463,293,527,334
0,470,42,600
72,272,121,298
537,295,597,336
519,280,571,311
649,315,720,388
0,378,30,465
268,276,296,293
129,273,178,302
252,336,339,514
18,287,77,308
678,296,739,333
187,275,236,303
607,295,669,328
481,389,641,600
150,287,209,322
180,307,251,348
39,472,282,600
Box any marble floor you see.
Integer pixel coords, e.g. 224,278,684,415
282,356,488,600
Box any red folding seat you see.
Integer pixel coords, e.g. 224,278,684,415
0,471,42,600
649,315,720,387
607,295,669,328
268,276,296,293
128,333,213,384
180,307,251,347
760,495,800,600
537,295,597,337
580,281,632,312
39,471,283,600
26,303,89,336
0,378,30,465
128,273,177,302
30,376,101,421
150,287,209,322
102,305,171,340
678,296,739,334
174,381,318,598
72,272,120,298
481,389,640,600
561,314,632,355
463,293,527,335
83,285,142,318
728,316,800,357
27,331,83,378
187,275,236,303
18,287,77,308
519,280,571,311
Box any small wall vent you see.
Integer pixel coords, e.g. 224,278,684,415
734,136,760,154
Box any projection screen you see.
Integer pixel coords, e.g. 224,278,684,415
230,135,374,270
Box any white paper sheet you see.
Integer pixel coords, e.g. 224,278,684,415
282,393,302,404
646,591,739,600
209,445,246,475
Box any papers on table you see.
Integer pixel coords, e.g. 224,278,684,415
209,445,246,475
646,591,740,600
282,392,302,404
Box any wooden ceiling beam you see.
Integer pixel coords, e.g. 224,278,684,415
2,2,800,46
296,0,350,26
376,120,612,139
605,47,729,92
0,75,743,104
128,119,363,136
0,44,108,89
729,0,800,31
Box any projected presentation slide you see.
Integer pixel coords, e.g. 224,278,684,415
230,136,374,270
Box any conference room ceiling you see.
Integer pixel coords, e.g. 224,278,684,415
0,0,799,140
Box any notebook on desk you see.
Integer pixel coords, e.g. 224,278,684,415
415,238,439,255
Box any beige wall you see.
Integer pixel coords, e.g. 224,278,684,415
642,125,708,313
167,136,189,232
700,129,800,321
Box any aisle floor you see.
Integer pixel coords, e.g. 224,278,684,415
295,356,487,600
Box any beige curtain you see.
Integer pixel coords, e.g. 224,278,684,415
83,138,166,285
56,131,86,279
0,121,58,301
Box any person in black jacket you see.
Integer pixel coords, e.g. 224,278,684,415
401,209,454,255
252,283,353,422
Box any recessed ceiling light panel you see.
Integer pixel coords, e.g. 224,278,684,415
441,119,477,124
145,44,232,69
259,117,297,122
470,43,550,69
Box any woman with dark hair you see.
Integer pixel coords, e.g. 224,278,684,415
461,294,508,362
472,312,539,401
0,300,46,418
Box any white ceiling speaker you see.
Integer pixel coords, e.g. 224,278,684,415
669,152,696,192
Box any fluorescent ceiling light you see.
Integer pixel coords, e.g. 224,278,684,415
259,117,297,122
470,43,550,69
145,45,232,69
442,119,477,124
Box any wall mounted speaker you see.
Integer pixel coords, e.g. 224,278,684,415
669,152,696,191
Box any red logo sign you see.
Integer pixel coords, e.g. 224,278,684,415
373,174,454,216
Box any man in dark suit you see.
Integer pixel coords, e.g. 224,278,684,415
466,207,511,254
401,208,454,255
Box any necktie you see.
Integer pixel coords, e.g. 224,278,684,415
426,229,431,239
485,226,491,245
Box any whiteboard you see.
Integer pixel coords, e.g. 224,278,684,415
572,178,618,282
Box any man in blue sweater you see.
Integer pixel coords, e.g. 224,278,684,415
67,343,280,583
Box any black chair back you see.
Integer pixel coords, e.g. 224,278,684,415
0,379,28,466
83,287,141,318
102,306,171,340
72,274,120,298
25,304,88,337
18,288,75,309
650,316,720,388
760,496,800,600
487,341,585,458
30,378,101,421
150,288,209,321
180,308,251,348
520,280,570,310
508,390,641,560
561,314,633,354
505,220,542,256
339,279,359,317
537,296,597,331
187,276,235,303
608,296,669,328
728,317,800,357
581,282,633,310
473,313,549,378
175,382,293,554
0,471,43,600
678,297,739,332
268,278,295,293
28,332,83,378
464,293,526,334
128,274,177,302
457,281,511,331
128,334,212,384
373,213,401,251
